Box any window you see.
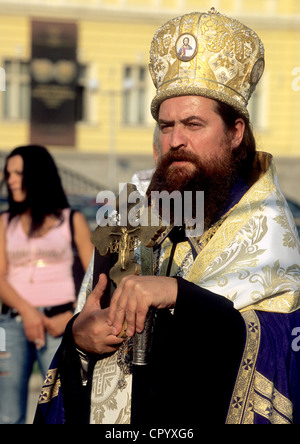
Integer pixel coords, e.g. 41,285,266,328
123,65,147,125
2,59,92,124
3,60,30,120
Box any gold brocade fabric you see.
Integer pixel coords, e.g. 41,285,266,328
149,9,265,120
38,369,61,405
226,311,293,424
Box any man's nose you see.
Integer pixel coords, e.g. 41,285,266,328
169,126,187,150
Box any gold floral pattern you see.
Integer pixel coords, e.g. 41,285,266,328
149,10,265,120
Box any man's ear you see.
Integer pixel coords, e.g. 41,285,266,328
231,118,246,149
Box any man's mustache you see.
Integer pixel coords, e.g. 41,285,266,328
158,149,200,168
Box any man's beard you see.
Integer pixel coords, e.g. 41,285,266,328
147,146,242,230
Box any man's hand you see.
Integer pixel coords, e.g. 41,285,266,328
72,274,124,354
108,275,178,337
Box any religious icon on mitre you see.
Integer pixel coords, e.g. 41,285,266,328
176,33,198,62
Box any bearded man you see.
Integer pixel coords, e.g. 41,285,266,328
35,9,300,425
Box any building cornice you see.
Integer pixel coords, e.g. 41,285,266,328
0,1,299,30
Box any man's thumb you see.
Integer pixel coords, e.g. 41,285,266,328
88,273,108,304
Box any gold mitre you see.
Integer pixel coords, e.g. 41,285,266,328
149,8,265,121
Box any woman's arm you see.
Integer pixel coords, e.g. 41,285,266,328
72,211,94,271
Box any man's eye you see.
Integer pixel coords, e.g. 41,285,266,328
187,122,202,129
160,125,172,133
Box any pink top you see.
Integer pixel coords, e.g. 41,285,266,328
2,208,76,307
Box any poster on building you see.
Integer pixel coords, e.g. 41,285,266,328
30,20,78,146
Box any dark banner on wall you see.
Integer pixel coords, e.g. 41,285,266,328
30,20,78,146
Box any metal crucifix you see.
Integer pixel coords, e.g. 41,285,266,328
91,183,165,340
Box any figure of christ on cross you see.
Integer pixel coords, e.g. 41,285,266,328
91,183,165,342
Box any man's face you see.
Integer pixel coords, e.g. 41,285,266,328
149,96,245,226
158,95,235,177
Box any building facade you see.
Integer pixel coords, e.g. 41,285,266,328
0,0,299,194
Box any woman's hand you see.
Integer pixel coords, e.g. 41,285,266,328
19,305,45,349
108,275,178,337
43,311,74,338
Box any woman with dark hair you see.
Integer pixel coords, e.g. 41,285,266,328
0,145,94,424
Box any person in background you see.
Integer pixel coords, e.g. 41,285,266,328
0,145,93,424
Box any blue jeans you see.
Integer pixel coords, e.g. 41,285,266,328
0,314,62,424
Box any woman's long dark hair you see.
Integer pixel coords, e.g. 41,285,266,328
3,145,69,236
